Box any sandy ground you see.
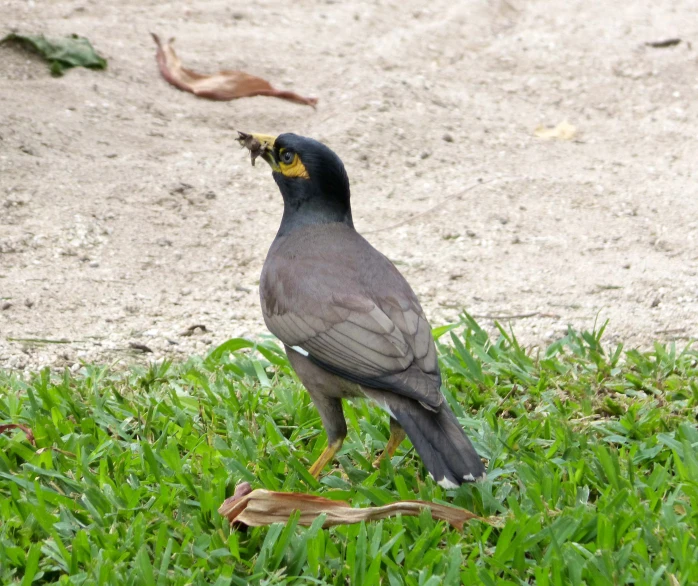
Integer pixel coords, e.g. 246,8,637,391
1,0,697,371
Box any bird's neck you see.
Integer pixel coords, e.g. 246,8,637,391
275,178,354,237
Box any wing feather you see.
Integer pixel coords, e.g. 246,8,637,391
260,226,443,408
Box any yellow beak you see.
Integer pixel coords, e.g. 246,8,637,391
237,131,279,170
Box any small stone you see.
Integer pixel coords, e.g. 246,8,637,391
171,182,194,195
466,229,477,238
129,342,153,353
205,191,217,200
1,301,11,310
89,261,100,268
442,132,454,143
24,299,34,308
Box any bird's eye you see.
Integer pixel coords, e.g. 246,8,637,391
280,150,295,164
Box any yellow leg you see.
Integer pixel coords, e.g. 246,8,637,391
373,421,407,468
308,439,343,478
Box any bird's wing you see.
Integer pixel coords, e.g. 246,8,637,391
261,244,443,409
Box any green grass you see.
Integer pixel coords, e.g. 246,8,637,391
1,316,697,585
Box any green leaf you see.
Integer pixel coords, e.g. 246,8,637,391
1,33,107,76
20,544,41,586
135,545,156,586
205,338,255,365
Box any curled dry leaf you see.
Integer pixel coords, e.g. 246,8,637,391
0,423,35,446
218,482,489,530
151,34,317,107
534,120,577,140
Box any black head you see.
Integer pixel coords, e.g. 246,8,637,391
238,132,353,236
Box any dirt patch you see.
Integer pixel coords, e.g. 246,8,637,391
1,0,697,371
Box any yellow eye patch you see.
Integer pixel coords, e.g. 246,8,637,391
278,150,310,179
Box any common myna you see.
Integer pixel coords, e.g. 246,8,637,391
237,132,486,487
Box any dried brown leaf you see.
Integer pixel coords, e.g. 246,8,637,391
534,120,577,140
151,34,317,107
218,482,490,530
0,423,35,445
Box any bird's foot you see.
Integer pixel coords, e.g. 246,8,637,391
372,424,407,468
308,438,343,478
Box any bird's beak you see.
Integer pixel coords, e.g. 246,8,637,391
237,131,280,171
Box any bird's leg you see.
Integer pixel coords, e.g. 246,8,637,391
284,347,351,478
373,417,407,468
305,391,347,478
308,437,344,478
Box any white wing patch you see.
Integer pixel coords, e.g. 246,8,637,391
291,345,309,357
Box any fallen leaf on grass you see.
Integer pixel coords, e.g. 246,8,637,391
151,34,317,107
0,423,35,446
1,33,107,76
218,482,489,530
534,120,577,140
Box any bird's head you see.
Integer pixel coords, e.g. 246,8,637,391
237,132,353,233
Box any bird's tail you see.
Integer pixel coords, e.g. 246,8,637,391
384,394,485,487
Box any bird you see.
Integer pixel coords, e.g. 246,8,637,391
236,131,486,488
